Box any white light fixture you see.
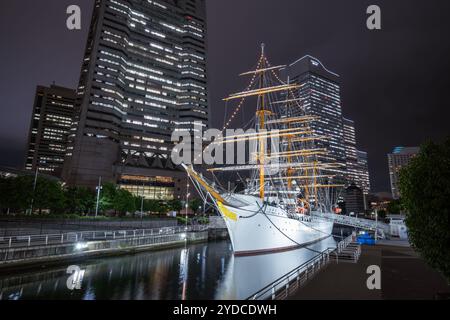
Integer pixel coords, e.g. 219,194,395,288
75,242,89,251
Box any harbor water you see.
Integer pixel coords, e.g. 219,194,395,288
0,237,337,300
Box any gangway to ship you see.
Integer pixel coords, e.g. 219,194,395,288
310,212,390,239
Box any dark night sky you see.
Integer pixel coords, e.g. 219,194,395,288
1,0,449,192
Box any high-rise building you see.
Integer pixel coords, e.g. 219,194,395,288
343,117,359,184
388,147,419,199
25,85,76,177
63,0,208,200
281,56,347,182
344,183,365,215
356,150,370,194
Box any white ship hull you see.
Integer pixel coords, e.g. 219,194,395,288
216,196,334,255
182,165,335,256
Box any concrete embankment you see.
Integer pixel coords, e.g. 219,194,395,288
0,231,208,272
208,228,228,240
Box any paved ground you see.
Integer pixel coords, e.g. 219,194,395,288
289,242,450,300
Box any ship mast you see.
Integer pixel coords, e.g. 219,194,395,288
217,45,345,205
257,43,266,200
285,77,294,192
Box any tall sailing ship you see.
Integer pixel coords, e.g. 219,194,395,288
183,45,344,255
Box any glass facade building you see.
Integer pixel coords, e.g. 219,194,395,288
343,118,358,184
343,118,371,194
356,150,370,195
281,56,347,183
388,147,419,199
25,85,76,177
63,0,208,200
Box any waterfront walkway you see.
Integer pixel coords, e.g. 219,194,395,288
289,242,450,300
0,226,209,271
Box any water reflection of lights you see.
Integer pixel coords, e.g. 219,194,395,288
179,248,190,300
215,236,337,299
0,238,338,300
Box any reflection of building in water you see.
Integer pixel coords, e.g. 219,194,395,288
0,238,337,300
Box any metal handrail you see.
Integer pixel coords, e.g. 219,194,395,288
311,212,390,233
247,247,333,300
0,225,208,250
247,234,356,300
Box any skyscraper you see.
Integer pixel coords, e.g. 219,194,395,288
281,55,347,182
388,147,419,199
343,117,358,184
63,0,208,200
25,85,76,177
342,117,371,194
344,183,365,215
356,150,370,194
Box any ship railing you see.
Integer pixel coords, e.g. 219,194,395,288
0,225,208,250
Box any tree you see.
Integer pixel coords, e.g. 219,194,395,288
0,177,18,214
155,201,169,215
386,199,402,214
32,177,65,214
99,182,117,213
7,176,34,213
113,188,136,215
64,186,95,215
189,198,203,214
377,209,387,219
167,199,183,212
399,138,450,281
144,199,160,214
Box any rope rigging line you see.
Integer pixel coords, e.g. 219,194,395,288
263,56,306,112
192,54,264,165
255,202,324,254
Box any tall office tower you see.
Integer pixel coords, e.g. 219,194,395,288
342,117,371,194
25,85,76,177
388,147,419,199
63,0,208,200
356,150,370,194
281,56,347,182
343,118,359,185
344,183,365,215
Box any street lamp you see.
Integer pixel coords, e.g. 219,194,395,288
140,182,145,219
95,177,102,217
375,209,378,242
29,168,39,215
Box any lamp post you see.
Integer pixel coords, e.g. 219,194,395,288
29,168,39,215
95,177,102,218
375,209,378,242
140,182,145,219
